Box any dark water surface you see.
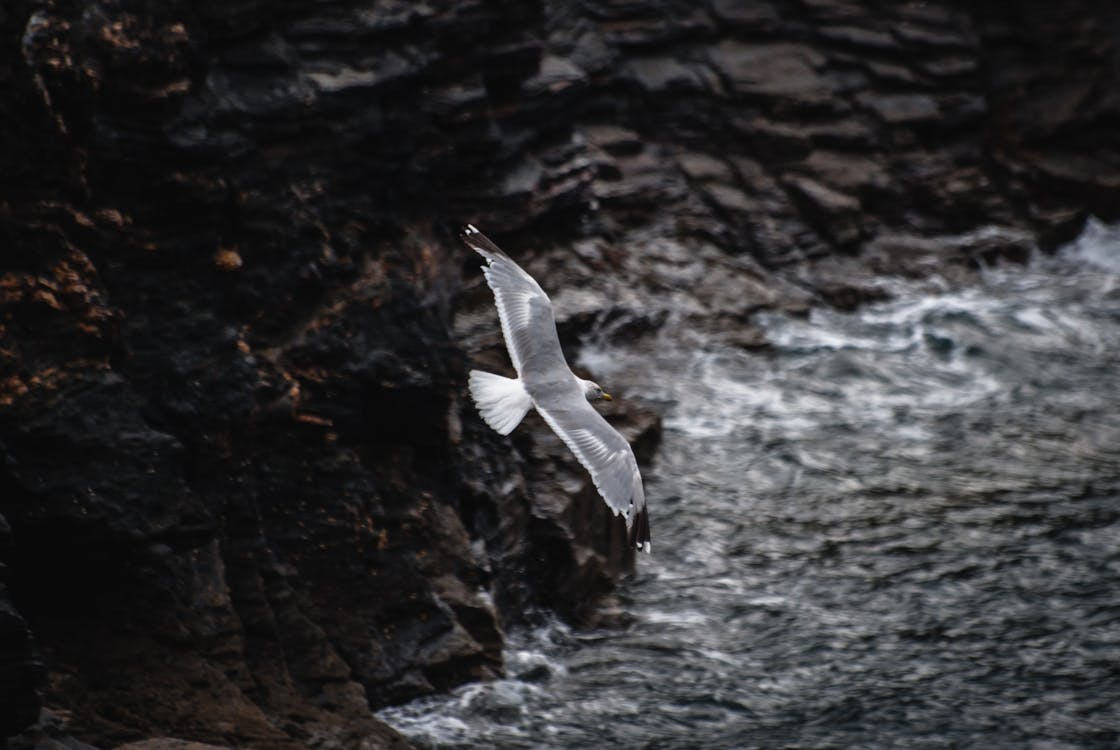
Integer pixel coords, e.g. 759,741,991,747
381,221,1120,749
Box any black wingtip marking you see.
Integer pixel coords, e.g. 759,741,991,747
629,508,651,553
459,224,509,258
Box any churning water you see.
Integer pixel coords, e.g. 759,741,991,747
380,220,1120,749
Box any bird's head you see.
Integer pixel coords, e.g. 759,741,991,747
580,378,612,402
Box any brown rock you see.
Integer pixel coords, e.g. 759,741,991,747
626,57,705,92
783,175,863,246
857,92,941,124
711,0,781,27
736,117,815,162
708,42,834,107
801,150,889,192
676,152,735,183
3,0,1120,746
893,22,974,50
817,25,898,50
116,741,235,750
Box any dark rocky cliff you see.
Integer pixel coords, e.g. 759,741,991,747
2,1,1117,748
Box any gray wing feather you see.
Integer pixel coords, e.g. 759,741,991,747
462,224,647,537
536,401,646,525
462,225,567,382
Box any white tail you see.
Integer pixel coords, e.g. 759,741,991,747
468,370,533,436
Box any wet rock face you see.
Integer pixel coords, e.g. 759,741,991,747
0,515,40,738
2,0,1119,746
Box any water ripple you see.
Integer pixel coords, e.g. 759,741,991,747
381,223,1120,749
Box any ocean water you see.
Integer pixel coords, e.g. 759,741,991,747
380,219,1120,749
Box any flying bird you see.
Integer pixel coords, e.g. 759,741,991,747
462,224,650,553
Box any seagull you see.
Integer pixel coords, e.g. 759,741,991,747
462,224,651,553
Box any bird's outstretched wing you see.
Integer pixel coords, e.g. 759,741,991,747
462,224,563,379
462,224,651,552
535,400,650,552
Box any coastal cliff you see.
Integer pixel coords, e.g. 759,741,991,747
2,1,1117,747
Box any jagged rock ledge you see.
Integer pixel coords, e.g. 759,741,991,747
2,0,1118,748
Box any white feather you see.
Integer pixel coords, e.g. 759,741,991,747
468,370,533,436
462,225,651,552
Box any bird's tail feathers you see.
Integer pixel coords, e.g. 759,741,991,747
468,370,533,436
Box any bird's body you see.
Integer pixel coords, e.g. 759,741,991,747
463,224,651,553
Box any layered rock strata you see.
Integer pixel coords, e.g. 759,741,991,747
1,0,1117,747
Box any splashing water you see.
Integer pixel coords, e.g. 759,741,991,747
381,221,1120,749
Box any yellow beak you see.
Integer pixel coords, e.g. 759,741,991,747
602,392,613,401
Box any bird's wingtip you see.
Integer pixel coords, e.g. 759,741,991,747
628,507,651,553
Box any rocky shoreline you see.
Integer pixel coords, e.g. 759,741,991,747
2,1,1118,747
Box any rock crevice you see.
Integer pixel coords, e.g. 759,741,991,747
2,0,1118,747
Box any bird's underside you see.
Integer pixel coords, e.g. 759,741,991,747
462,224,651,553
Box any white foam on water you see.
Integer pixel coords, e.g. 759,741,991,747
1062,216,1120,274
384,217,1120,749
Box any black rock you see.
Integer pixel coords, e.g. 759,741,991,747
2,0,1119,747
